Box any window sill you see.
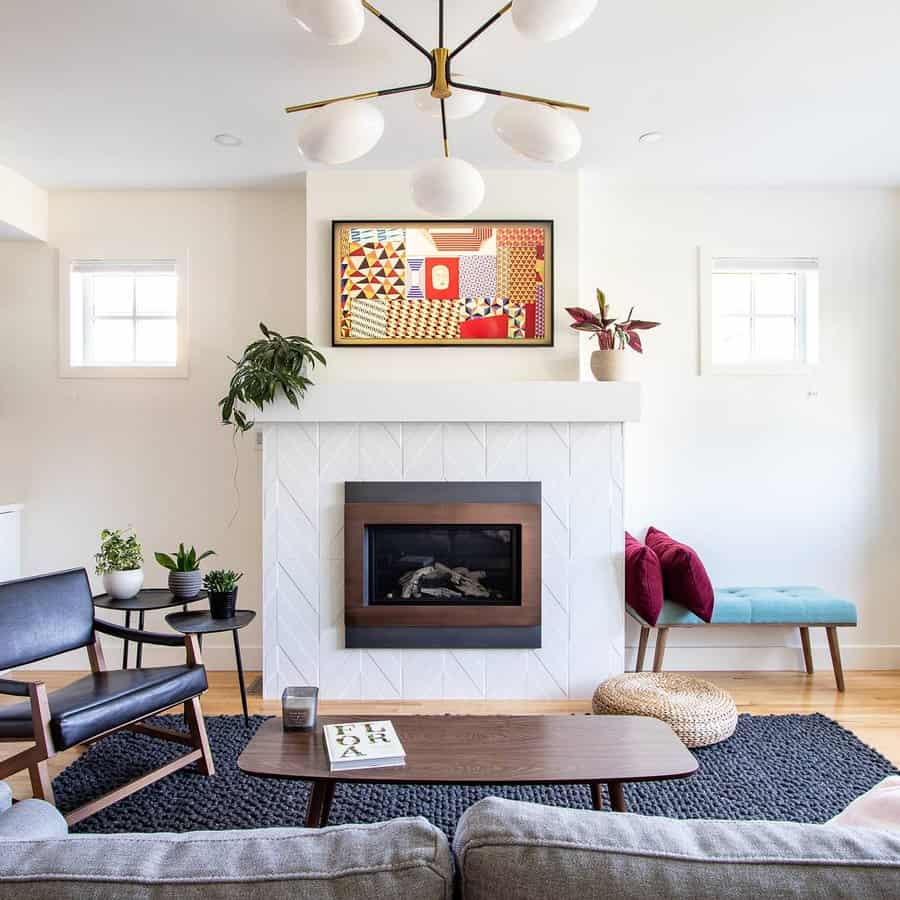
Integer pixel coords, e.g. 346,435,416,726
58,362,189,379
702,362,817,377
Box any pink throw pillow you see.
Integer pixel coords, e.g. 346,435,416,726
625,532,664,626
645,527,715,622
828,777,900,832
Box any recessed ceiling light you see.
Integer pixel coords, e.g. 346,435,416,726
214,133,243,147
638,131,664,145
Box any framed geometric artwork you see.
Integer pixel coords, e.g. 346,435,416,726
332,220,553,346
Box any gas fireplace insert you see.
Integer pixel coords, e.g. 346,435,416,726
344,482,541,649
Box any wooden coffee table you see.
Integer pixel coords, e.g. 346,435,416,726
238,715,698,827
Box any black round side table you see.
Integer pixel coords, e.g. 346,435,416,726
93,589,208,669
165,610,256,725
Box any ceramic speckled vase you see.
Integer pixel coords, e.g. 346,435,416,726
169,570,202,599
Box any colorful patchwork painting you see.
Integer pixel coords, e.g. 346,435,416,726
333,221,552,346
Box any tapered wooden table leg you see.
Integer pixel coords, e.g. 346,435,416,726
305,780,336,828
635,627,649,672
590,782,604,810
608,781,627,812
799,626,814,674
826,626,845,692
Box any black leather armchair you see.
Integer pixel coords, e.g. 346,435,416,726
0,569,214,825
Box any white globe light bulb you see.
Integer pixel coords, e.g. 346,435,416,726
410,157,486,218
493,102,582,163
512,0,599,42
286,0,365,46
414,76,486,120
297,101,384,164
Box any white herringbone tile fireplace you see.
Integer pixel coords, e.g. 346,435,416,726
258,383,639,701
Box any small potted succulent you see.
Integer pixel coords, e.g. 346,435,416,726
203,569,243,619
154,543,216,599
567,290,660,381
95,528,144,600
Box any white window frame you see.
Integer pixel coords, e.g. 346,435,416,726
699,248,819,376
59,251,189,378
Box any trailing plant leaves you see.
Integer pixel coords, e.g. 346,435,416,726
220,323,326,435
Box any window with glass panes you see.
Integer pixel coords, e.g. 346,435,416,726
70,261,178,367
710,258,818,367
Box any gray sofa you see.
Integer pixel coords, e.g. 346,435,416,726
2,781,900,899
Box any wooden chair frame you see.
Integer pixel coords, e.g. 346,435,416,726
634,622,849,692
0,619,215,826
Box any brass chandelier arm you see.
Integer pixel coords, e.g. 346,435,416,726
449,2,513,62
285,79,432,114
448,77,591,113
361,1,433,63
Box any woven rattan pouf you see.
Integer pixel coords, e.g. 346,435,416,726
592,672,738,748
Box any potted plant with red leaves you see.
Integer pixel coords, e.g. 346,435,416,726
567,290,660,381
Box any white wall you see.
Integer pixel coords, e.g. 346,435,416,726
3,176,898,676
305,169,580,382
0,163,48,241
580,179,900,669
0,190,305,670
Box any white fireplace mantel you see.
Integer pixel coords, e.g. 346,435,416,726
259,381,636,702
254,381,640,424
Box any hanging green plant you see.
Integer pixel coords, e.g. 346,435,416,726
219,323,326,433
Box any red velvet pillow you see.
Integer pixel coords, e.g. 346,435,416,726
645,527,714,622
625,532,664,626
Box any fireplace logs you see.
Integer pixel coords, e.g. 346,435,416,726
398,562,493,600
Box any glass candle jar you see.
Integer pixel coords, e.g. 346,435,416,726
282,686,318,732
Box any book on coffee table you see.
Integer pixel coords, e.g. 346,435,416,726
323,720,406,771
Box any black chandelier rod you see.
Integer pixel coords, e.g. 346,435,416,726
449,1,513,62
362,1,433,63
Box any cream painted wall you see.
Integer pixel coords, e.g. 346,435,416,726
579,179,900,669
304,169,580,382
0,190,305,669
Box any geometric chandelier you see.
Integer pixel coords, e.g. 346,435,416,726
285,0,595,216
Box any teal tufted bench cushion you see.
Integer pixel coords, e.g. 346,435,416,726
628,587,858,628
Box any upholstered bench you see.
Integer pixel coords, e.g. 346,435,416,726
627,586,858,691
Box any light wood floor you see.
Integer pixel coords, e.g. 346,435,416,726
3,669,898,801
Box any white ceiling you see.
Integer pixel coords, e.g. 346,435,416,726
1,0,898,190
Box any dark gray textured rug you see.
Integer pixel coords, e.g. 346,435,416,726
54,713,897,837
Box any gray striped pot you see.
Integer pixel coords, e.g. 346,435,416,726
169,570,202,599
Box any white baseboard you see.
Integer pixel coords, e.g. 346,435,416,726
11,641,899,676
624,643,900,671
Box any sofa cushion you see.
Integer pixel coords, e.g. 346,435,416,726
0,817,452,900
625,533,664,626
454,797,900,900
0,799,68,841
0,666,208,750
829,776,900,832
627,588,858,627
645,527,714,622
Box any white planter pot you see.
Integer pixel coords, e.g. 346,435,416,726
103,568,144,600
590,349,628,382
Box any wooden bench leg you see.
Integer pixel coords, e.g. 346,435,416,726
799,626,814,675
635,627,650,672
652,628,669,672
826,626,845,692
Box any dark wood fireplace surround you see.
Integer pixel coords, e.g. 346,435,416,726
344,482,541,649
